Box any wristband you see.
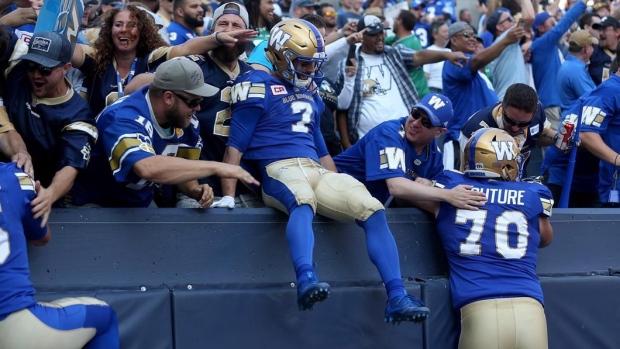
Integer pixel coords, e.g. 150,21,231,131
212,31,223,46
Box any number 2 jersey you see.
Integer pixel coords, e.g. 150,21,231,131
433,170,553,310
71,86,202,207
227,70,329,166
0,163,46,321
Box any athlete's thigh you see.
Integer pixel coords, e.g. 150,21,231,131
262,159,319,213
459,298,512,349
315,172,383,223
514,298,548,349
0,297,111,349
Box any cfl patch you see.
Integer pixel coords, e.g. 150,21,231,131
271,85,287,95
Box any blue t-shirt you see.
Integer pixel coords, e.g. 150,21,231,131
442,53,498,141
167,21,197,45
414,22,432,48
434,170,553,310
0,163,46,321
72,86,203,207
557,54,595,112
334,117,443,204
228,70,328,167
577,74,620,203
247,41,270,70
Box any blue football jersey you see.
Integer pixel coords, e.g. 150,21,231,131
187,54,255,196
4,61,98,188
434,170,553,310
0,163,46,321
578,74,620,203
167,21,197,45
334,117,443,204
72,86,203,207
79,46,171,116
228,70,329,165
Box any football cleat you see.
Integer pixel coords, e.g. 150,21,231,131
296,273,330,311
384,294,430,324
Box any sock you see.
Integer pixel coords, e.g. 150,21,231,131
359,210,405,299
286,204,316,280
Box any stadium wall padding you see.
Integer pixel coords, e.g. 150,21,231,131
26,208,620,349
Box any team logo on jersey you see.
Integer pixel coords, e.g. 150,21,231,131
231,82,266,102
490,140,516,161
271,85,287,95
581,105,606,127
81,143,91,163
379,147,406,171
176,128,184,138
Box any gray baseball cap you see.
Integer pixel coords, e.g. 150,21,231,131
211,2,249,30
446,21,473,48
21,31,72,68
152,58,219,97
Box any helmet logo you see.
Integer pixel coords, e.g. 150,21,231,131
491,140,516,161
270,27,292,52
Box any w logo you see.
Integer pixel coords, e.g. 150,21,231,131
427,95,446,110
269,27,292,52
491,141,515,161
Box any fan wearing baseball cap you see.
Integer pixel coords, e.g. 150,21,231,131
336,14,467,149
2,31,98,225
70,57,260,208
557,30,597,112
589,16,620,85
334,93,487,209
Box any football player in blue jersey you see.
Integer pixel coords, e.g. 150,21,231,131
416,128,554,349
578,45,620,207
334,93,487,208
3,31,99,226
222,19,430,324
0,161,120,349
71,57,259,208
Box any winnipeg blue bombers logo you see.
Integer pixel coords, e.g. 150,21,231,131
269,27,291,51
491,140,516,161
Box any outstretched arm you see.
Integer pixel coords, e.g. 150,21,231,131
169,30,258,58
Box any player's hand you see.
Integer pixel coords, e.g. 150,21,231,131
445,51,469,68
12,151,34,178
0,7,37,27
189,184,214,208
210,195,235,209
216,164,260,186
216,29,259,47
448,185,487,210
31,181,53,227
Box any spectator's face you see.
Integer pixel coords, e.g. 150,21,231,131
362,31,385,54
596,7,610,17
450,29,476,53
167,91,202,129
599,26,620,49
82,4,92,26
496,12,514,34
460,9,471,24
180,0,204,28
321,6,337,27
260,0,275,23
537,17,556,35
160,0,174,14
297,6,316,17
433,23,449,44
351,0,363,12
112,11,140,54
586,16,601,39
502,106,534,136
26,62,70,98
213,13,246,32
404,109,440,144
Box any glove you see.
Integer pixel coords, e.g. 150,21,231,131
210,195,235,209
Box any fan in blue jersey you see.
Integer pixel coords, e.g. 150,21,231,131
0,162,120,349
70,4,258,116
459,83,558,179
578,49,620,207
334,93,487,208
167,0,204,45
70,57,259,208
416,128,554,349
223,18,429,324
3,31,98,226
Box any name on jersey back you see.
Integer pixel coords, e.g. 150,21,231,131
471,187,525,205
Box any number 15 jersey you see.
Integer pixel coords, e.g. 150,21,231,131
433,170,553,310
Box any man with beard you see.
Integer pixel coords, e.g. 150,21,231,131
167,0,205,45
70,57,259,208
590,17,620,85
459,83,558,179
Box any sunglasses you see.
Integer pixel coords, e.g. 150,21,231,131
411,109,435,129
455,32,476,39
498,15,514,25
26,61,64,76
172,92,203,108
503,111,532,128
323,10,337,17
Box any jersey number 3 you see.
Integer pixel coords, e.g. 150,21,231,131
456,209,529,259
291,101,312,133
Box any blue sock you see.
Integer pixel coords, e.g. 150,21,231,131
286,205,316,280
85,306,120,349
358,210,405,299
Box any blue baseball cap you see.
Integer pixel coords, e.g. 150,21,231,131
533,12,551,35
412,93,454,127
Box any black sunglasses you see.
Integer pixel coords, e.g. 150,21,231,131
26,61,64,76
172,92,203,108
455,32,476,39
411,109,435,129
503,111,533,128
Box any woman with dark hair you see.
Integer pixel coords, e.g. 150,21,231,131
244,0,281,41
71,4,256,115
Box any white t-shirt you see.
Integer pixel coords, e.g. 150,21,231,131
357,52,409,139
423,44,451,90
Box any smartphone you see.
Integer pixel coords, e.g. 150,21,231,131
346,44,356,67
518,19,526,28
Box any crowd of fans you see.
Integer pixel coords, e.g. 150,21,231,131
0,0,618,222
